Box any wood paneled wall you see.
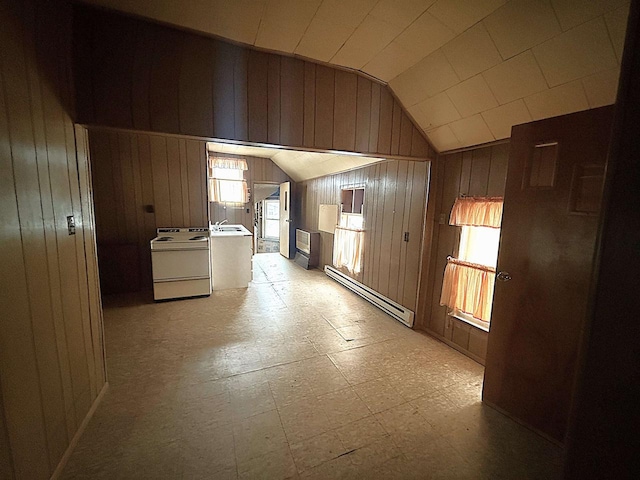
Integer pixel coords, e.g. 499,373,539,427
72,5,434,161
0,1,105,478
88,129,289,293
417,143,510,363
299,161,429,311
209,156,290,233
88,128,209,293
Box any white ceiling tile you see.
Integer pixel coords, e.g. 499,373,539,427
428,0,506,34
295,17,360,61
524,80,589,120
481,99,532,139
370,0,437,30
394,12,455,59
483,0,561,59
295,0,378,61
425,125,461,152
448,115,495,147
582,68,621,108
414,92,461,129
605,3,631,63
532,18,619,87
389,50,459,105
362,42,424,82
441,23,502,80
483,51,549,105
408,104,431,126
255,0,321,52
446,74,498,118
207,0,267,44
551,0,628,31
331,15,401,69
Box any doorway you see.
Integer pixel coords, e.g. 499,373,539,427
253,182,280,254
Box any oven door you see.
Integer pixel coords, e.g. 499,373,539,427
151,249,210,281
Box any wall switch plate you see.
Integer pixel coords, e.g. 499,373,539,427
67,215,76,235
438,213,447,225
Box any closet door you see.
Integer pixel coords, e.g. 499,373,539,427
483,106,614,443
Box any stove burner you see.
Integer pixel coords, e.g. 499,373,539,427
190,236,207,240
156,236,173,241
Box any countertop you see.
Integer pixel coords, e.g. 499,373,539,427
210,224,252,237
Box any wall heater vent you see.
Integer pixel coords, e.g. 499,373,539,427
324,265,414,328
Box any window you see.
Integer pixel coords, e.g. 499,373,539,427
333,186,365,275
440,197,503,329
262,199,279,239
208,156,249,204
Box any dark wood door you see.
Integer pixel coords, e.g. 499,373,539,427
483,106,614,443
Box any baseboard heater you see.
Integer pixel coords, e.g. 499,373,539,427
324,265,414,328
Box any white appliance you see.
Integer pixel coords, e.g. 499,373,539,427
151,227,211,300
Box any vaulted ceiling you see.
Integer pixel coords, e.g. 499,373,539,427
80,0,629,152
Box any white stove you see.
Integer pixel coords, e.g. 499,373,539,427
150,227,211,300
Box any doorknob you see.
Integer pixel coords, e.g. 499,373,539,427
496,271,512,282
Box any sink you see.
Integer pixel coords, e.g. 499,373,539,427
218,226,242,231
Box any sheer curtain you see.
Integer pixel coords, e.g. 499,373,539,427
208,155,249,203
440,196,503,323
333,226,364,274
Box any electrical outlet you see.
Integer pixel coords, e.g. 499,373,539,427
438,213,447,225
404,232,409,242
67,215,76,235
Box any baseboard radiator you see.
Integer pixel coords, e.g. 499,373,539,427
324,265,414,328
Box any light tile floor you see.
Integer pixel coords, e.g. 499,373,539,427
61,254,562,479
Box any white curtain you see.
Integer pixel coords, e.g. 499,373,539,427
333,226,364,274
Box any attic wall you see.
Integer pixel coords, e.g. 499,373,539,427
299,160,428,312
73,5,434,160
88,128,289,293
0,0,106,478
417,143,510,363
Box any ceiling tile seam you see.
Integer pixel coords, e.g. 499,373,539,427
579,77,599,110
252,1,268,46
548,0,564,33
292,1,324,54
603,12,624,65
481,17,509,62
529,46,552,90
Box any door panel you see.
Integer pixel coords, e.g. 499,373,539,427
279,181,291,258
483,106,614,443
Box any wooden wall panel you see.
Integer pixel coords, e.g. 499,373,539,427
89,129,209,293
267,55,281,144
213,41,236,141
0,1,105,477
299,159,429,310
333,70,357,151
314,65,334,150
149,27,182,134
355,77,371,153
179,35,215,137
417,142,509,364
280,57,304,147
73,5,435,161
248,51,269,143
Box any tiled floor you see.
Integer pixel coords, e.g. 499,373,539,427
61,254,562,479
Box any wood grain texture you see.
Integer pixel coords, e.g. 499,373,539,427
417,143,510,363
89,129,208,293
0,1,105,477
299,159,429,310
280,56,304,147
73,4,435,161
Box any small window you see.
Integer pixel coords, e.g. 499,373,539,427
262,199,279,239
208,156,249,204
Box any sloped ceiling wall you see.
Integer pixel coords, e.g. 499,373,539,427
79,0,629,152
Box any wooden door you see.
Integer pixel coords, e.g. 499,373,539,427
483,106,614,443
279,181,292,258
